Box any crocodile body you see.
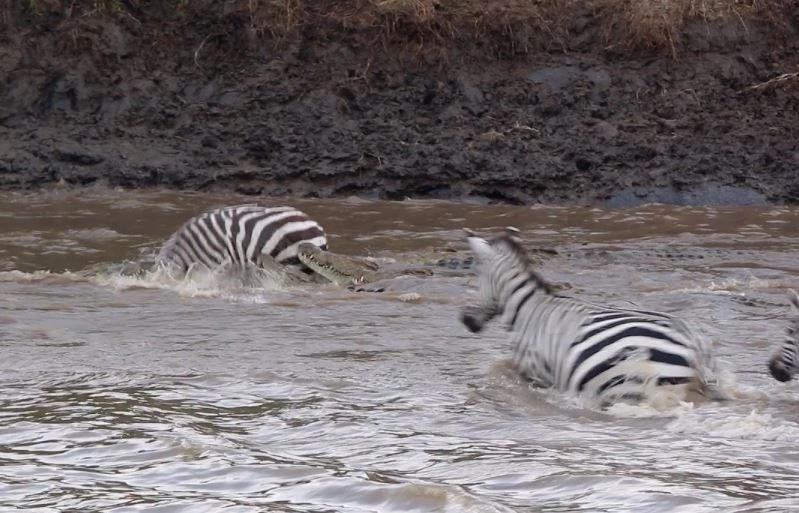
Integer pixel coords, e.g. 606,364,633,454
297,243,434,287
559,246,763,264
426,244,766,269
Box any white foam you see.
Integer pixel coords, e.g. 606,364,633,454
602,362,765,418
1,260,299,301
603,397,699,418
89,263,296,298
63,228,124,241
0,269,57,282
481,358,749,419
666,410,799,441
706,276,772,292
671,276,792,296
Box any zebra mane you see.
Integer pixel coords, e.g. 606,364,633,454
491,229,555,295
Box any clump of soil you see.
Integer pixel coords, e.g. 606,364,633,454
1,0,797,205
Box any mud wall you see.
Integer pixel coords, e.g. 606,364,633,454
1,1,797,205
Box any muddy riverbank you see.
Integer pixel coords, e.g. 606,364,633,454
1,1,797,206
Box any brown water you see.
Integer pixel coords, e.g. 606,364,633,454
1,190,799,513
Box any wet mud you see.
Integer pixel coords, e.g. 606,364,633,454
1,4,797,206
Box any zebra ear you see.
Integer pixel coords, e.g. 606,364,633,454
789,290,799,312
467,234,495,261
504,226,522,244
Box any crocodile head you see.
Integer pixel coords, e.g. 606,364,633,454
297,243,380,286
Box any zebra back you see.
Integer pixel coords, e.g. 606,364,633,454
158,204,328,272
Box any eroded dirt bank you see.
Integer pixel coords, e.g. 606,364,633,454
1,1,798,206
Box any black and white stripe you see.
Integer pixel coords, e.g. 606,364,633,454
768,290,799,382
460,228,718,402
158,204,328,274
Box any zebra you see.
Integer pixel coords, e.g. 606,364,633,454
459,227,723,404
767,290,799,382
157,204,328,279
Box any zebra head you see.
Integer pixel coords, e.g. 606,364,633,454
768,290,799,382
460,227,546,333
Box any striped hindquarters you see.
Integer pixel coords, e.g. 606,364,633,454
158,204,328,272
563,307,701,397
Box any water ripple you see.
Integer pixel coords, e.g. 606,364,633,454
2,192,799,511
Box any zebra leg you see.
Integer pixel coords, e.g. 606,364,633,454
767,289,799,382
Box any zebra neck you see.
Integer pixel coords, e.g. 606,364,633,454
505,275,551,328
506,270,552,299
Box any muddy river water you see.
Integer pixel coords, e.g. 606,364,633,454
1,190,798,512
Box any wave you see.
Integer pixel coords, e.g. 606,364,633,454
666,409,799,441
0,258,309,300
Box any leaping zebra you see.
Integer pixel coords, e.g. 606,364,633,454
157,204,328,278
459,227,723,404
767,290,799,382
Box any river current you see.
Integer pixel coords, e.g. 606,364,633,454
1,190,798,512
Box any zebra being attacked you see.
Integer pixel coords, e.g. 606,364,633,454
157,204,328,280
460,227,724,405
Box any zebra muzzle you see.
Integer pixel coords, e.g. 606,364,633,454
460,306,487,333
768,359,793,382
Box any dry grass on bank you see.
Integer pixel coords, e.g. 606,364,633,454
595,0,787,55
744,70,799,92
11,0,794,57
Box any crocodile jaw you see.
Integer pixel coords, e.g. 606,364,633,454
297,245,372,286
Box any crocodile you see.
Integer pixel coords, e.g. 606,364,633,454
97,237,774,297
558,245,767,264
293,242,582,296
89,242,471,291
420,244,772,269
296,242,434,288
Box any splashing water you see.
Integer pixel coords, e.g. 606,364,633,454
1,191,799,512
